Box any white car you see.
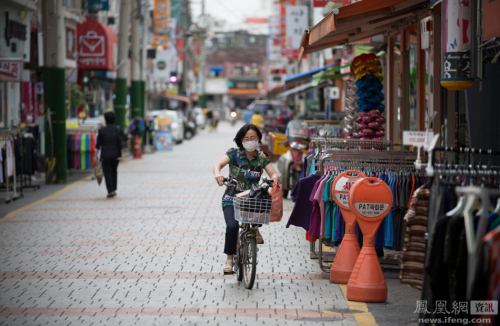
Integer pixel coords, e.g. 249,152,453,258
192,107,206,129
147,110,184,144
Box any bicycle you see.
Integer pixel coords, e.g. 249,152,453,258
223,177,274,289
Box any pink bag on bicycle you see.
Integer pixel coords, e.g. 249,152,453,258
269,181,283,222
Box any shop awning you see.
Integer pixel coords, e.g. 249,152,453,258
298,0,429,60
277,81,320,99
77,17,119,70
161,93,192,105
284,63,334,84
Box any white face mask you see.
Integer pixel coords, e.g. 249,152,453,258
242,140,259,152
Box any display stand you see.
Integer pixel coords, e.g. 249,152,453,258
329,170,366,284
347,177,393,302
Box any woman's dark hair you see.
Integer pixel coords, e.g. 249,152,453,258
104,111,116,125
233,124,262,149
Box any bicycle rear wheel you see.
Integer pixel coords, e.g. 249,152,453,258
242,237,257,289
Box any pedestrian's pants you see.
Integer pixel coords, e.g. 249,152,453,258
223,205,238,255
101,159,119,194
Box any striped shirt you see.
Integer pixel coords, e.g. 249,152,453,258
400,185,429,290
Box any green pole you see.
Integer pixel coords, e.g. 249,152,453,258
114,78,127,129
140,80,146,118
130,80,142,119
43,67,67,183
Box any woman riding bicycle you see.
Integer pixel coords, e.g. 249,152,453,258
213,124,280,274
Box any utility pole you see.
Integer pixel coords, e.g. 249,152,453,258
141,0,149,114
114,0,131,129
181,0,189,96
199,0,207,109
42,0,67,183
131,0,142,120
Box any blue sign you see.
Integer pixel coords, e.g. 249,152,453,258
155,131,173,151
88,0,109,11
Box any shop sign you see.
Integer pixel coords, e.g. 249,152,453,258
77,18,118,70
286,6,308,52
155,117,172,151
4,12,27,47
66,27,77,60
153,50,170,82
227,79,263,90
88,0,109,11
306,99,319,111
313,0,344,7
280,0,297,57
0,59,23,81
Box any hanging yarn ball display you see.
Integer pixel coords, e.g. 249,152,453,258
349,53,386,140
342,76,360,139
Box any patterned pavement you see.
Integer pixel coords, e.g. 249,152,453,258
0,122,419,326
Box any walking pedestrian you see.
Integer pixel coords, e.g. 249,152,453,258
206,109,213,132
213,124,280,273
96,111,127,198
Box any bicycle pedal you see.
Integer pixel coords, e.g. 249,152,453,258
223,271,235,275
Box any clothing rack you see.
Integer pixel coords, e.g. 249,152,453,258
303,138,421,274
0,130,21,203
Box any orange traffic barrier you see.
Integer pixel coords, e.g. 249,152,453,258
330,170,367,284
347,177,393,302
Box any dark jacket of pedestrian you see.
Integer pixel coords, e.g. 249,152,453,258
96,113,126,161
96,111,127,197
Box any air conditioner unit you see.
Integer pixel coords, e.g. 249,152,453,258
420,17,431,50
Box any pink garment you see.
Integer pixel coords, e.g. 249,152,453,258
308,175,326,237
314,177,329,239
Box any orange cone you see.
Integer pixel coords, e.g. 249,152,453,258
330,170,366,284
347,177,393,303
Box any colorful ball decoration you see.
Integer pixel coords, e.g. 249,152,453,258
350,53,386,140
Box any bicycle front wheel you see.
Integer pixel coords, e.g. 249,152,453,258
243,237,257,289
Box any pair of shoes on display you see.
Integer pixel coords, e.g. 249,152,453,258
107,191,117,198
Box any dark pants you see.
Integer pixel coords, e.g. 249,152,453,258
102,159,119,194
223,206,239,255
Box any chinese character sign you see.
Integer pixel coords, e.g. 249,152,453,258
286,5,308,50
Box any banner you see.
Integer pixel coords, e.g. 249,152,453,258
153,0,169,48
280,0,297,57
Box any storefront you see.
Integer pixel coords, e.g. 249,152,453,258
298,0,429,141
0,0,37,129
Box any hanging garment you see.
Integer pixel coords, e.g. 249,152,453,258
5,140,13,177
80,134,87,170
400,185,429,290
315,176,329,239
308,175,327,238
286,174,321,230
324,175,334,240
0,145,3,183
85,134,91,169
74,134,80,170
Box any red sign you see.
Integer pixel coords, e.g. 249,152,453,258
0,59,22,81
245,18,268,23
77,17,118,70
